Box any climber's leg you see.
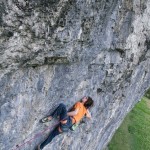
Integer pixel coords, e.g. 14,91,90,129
41,103,68,123
50,103,68,121
39,126,61,149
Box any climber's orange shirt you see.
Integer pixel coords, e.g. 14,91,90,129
72,102,87,124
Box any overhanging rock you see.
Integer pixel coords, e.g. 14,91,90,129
0,0,150,150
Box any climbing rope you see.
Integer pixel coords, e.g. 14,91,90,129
12,123,59,150
12,103,69,150
12,104,58,150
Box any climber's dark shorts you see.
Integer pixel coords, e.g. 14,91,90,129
50,103,73,132
60,116,73,132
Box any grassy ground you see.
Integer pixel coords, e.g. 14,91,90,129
108,97,150,150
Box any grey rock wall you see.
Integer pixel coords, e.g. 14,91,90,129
0,0,150,150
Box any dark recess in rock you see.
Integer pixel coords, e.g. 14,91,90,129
110,63,114,69
116,48,125,57
44,57,69,65
106,71,108,76
1,30,14,38
58,18,66,27
138,39,149,64
0,2,5,26
97,88,103,94
130,53,134,62
115,48,124,54
26,64,39,68
145,38,150,50
143,71,148,79
138,42,141,47
112,91,116,94
122,94,125,97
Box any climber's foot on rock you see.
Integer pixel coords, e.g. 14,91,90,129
41,116,52,123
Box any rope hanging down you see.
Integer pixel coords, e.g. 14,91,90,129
12,123,59,150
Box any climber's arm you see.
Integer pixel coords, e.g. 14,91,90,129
67,108,79,116
86,109,92,119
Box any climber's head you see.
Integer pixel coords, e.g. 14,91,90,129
81,96,94,109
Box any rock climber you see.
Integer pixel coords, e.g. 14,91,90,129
37,96,94,150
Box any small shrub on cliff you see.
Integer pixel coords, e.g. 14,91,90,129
145,88,150,99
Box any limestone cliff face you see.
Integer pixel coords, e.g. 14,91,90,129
0,0,150,150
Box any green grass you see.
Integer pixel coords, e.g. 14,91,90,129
108,97,150,150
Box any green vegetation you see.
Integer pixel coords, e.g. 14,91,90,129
108,96,150,150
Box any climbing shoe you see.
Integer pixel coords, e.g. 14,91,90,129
41,116,52,123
